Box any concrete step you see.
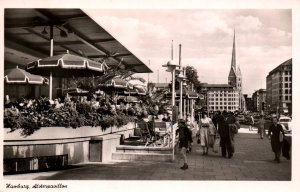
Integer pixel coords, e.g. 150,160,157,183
112,152,173,162
116,145,172,154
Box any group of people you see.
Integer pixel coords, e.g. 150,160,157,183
249,114,287,163
176,110,238,170
198,111,239,158
176,111,287,170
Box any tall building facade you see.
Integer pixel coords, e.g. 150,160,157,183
252,89,266,113
266,58,292,115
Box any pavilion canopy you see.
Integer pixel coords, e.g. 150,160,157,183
98,77,131,91
4,9,152,73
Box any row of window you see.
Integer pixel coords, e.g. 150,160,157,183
209,102,238,106
279,89,292,94
209,98,238,101
209,90,236,93
283,71,292,75
209,94,239,97
279,95,292,101
282,76,292,82
210,106,238,110
282,83,292,88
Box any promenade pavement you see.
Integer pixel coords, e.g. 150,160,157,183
4,126,291,181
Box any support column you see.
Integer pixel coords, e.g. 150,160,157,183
187,98,190,115
183,98,186,119
49,25,53,100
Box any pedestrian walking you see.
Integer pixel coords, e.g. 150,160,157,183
268,117,285,163
199,111,216,155
218,111,237,158
195,113,201,144
212,111,221,130
176,119,193,170
249,115,254,131
258,115,266,139
186,114,194,153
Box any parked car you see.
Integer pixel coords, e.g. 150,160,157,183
236,114,246,124
253,115,260,124
278,116,292,133
243,115,253,125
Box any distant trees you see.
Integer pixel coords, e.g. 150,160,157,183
185,66,201,92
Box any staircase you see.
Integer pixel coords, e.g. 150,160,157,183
112,145,173,162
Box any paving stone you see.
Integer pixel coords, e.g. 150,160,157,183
4,127,291,181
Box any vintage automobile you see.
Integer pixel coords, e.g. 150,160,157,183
236,114,246,124
278,116,292,133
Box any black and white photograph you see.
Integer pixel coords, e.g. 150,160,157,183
1,0,299,192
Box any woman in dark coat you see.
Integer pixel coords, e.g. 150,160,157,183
268,117,285,163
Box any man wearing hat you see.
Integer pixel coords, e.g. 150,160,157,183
176,119,193,170
218,111,237,158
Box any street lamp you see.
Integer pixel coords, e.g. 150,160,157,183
162,60,179,161
177,71,186,119
162,60,179,107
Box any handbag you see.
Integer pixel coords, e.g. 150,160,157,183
209,123,216,135
279,124,284,142
197,138,201,144
279,131,284,142
229,123,238,134
235,121,240,129
213,134,220,153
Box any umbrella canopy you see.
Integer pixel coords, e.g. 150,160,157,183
118,90,137,96
134,85,147,96
63,88,89,96
98,77,131,91
26,53,106,77
4,67,48,85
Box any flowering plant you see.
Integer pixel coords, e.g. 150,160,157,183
4,98,136,136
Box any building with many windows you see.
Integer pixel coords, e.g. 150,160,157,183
266,58,292,115
201,83,240,112
252,89,266,113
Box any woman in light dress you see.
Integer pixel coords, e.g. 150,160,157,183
198,111,216,155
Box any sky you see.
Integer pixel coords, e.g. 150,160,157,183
0,1,299,192
85,9,292,95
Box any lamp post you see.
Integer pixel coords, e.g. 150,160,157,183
163,60,179,107
191,83,194,122
183,82,187,119
162,60,179,161
177,70,186,119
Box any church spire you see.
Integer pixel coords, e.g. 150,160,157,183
231,29,236,72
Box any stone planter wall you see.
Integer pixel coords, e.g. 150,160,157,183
3,122,135,174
